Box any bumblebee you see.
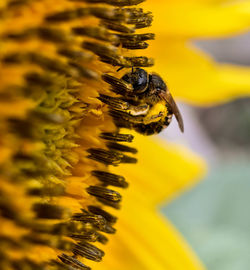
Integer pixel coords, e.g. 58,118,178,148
100,68,184,135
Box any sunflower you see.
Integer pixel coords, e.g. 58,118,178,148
0,0,248,270
0,1,155,269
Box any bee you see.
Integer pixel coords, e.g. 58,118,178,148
100,68,184,135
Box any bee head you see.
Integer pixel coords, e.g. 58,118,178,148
140,73,167,104
148,74,167,94
121,68,148,94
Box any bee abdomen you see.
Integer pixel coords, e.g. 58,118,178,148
134,114,172,135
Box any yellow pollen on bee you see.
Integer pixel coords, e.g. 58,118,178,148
143,100,168,124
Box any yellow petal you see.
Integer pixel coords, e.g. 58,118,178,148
147,39,250,105
145,0,250,38
93,206,205,270
89,133,206,270
113,132,206,206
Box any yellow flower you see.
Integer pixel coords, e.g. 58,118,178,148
0,1,155,269
0,1,247,270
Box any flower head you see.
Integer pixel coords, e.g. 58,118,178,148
0,0,155,269
1,0,249,270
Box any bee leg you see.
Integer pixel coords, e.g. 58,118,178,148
98,94,130,110
109,108,159,124
109,109,146,124
107,109,134,129
126,104,149,116
142,111,164,125
110,110,164,134
99,94,149,116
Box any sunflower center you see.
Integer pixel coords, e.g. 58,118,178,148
0,0,154,269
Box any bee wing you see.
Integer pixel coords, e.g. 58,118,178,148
159,90,184,132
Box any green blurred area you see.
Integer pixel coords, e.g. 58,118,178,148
163,161,250,270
